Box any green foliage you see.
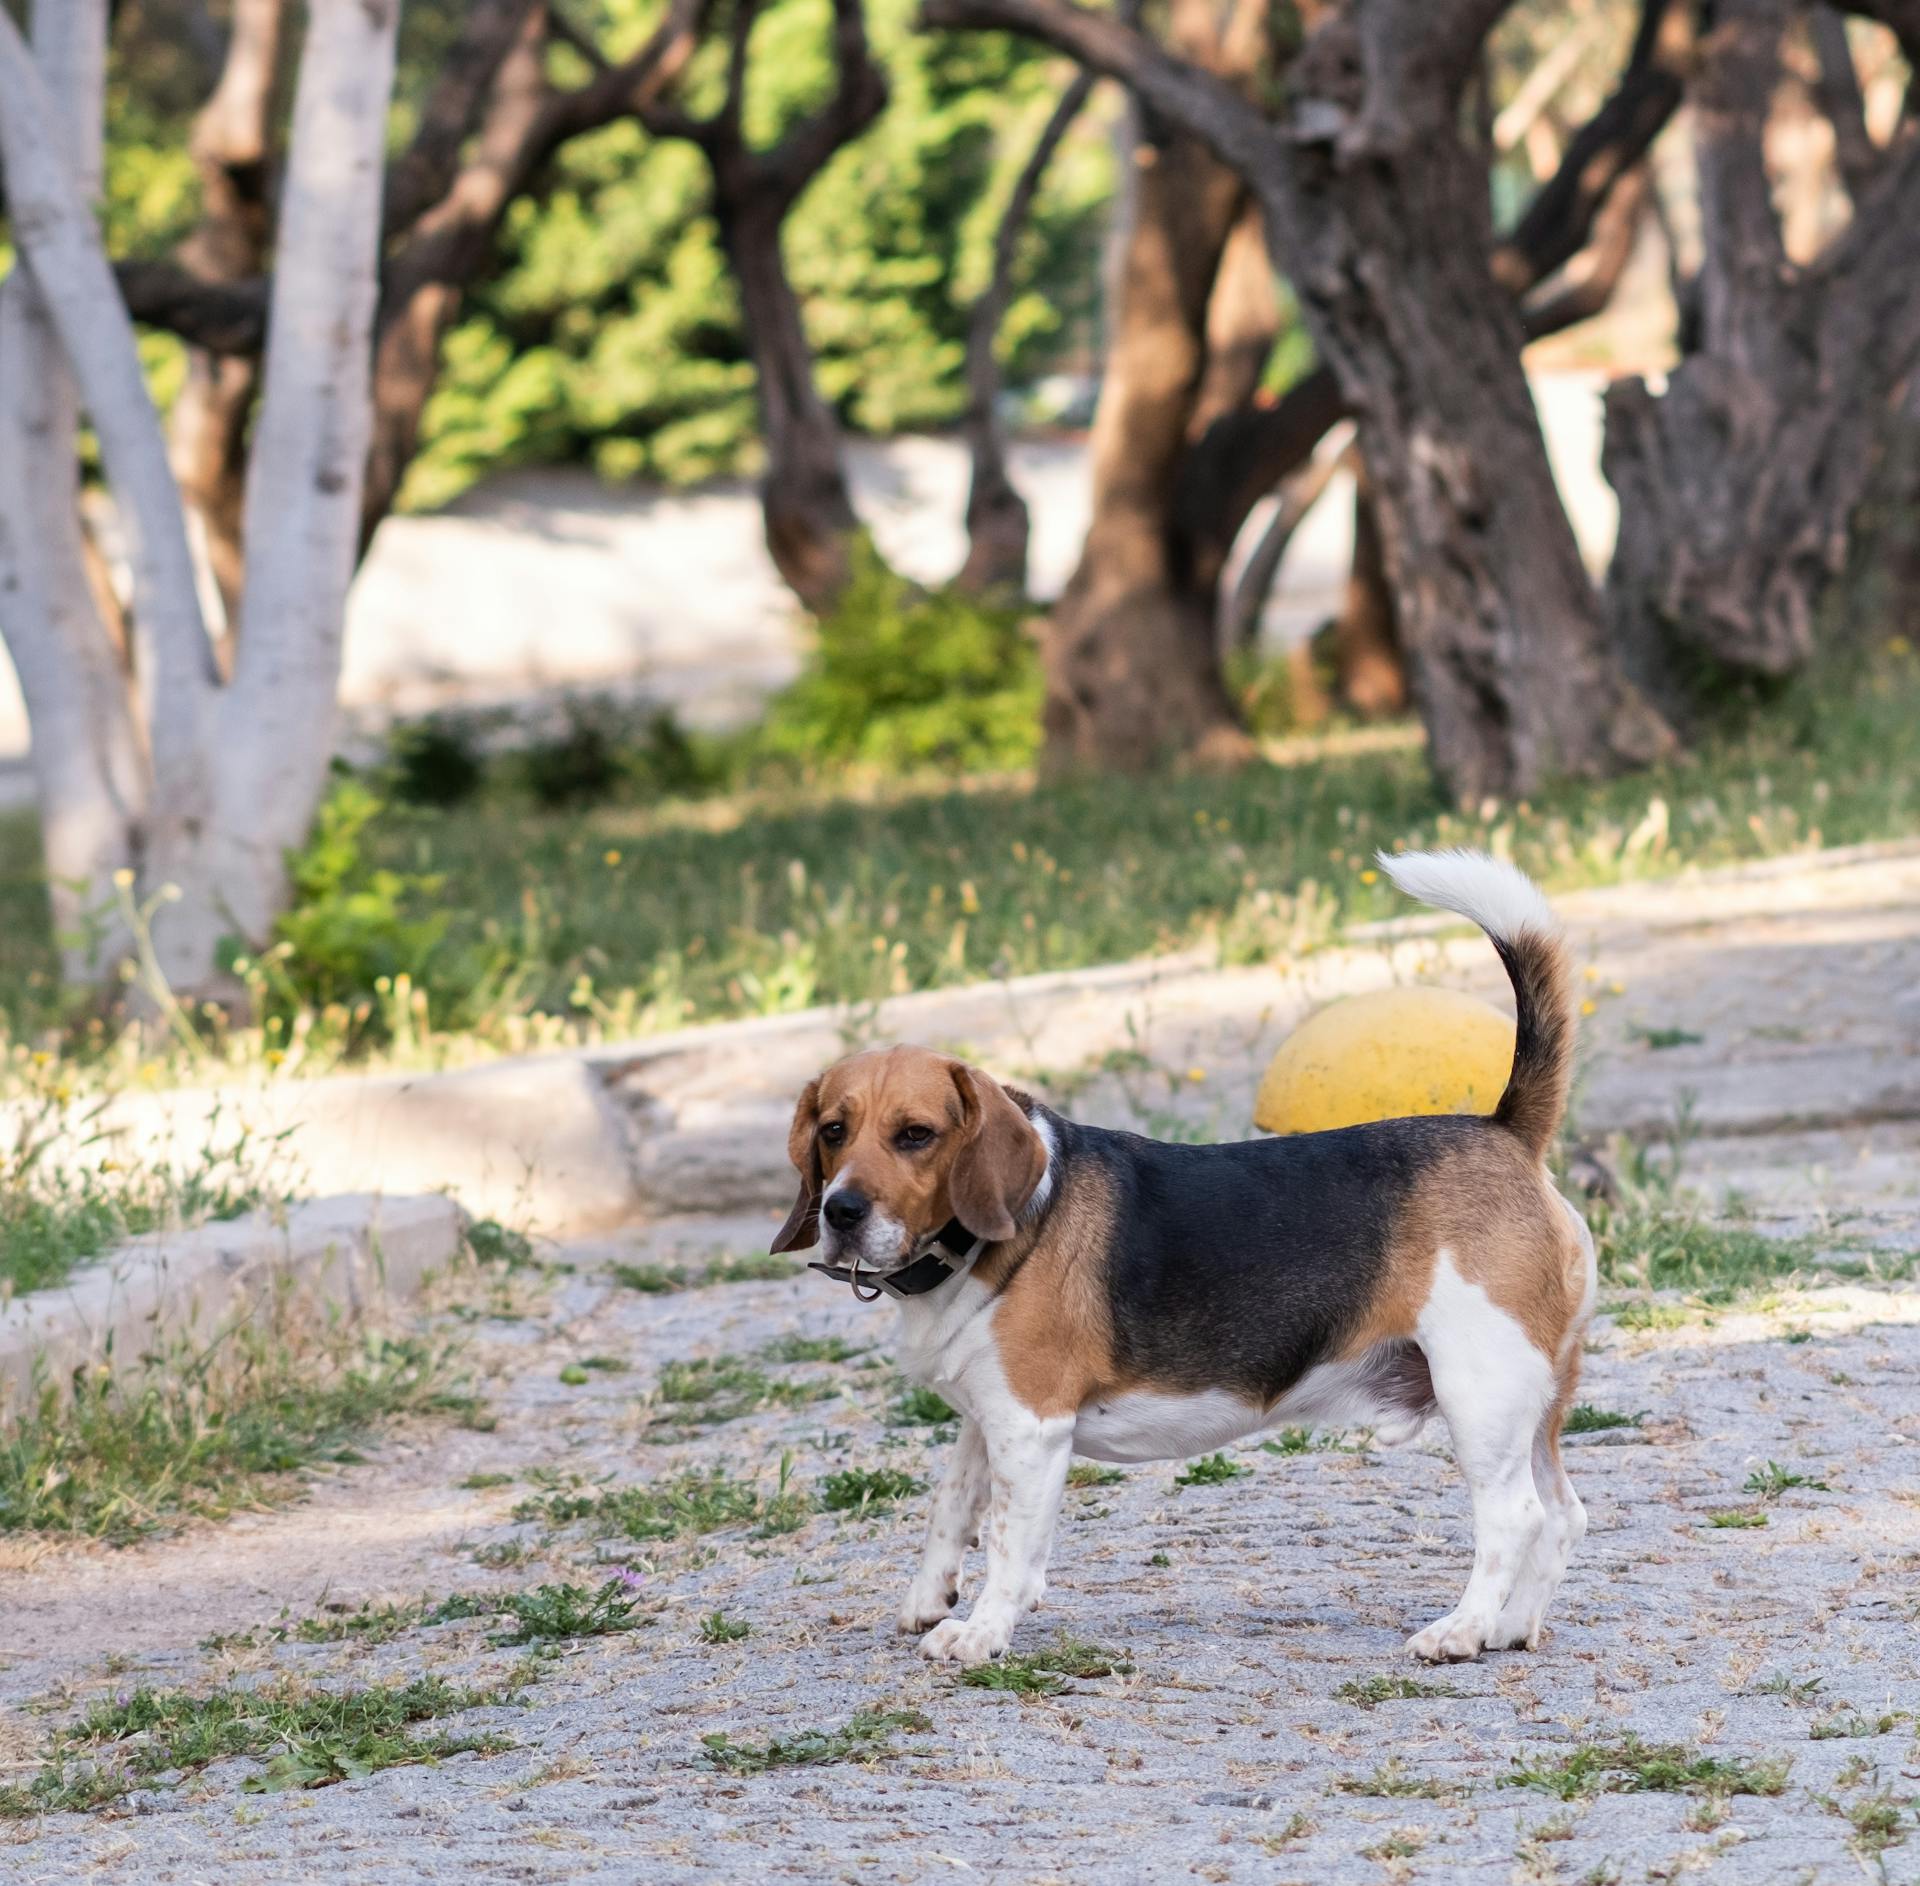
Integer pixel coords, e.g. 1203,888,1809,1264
1562,1405,1643,1434
1335,1675,1462,1710
478,1578,646,1646
408,0,1111,507
517,1462,811,1541
957,1637,1129,1692
700,1610,753,1644
758,549,1042,774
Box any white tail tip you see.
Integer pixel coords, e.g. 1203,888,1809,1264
1375,847,1558,941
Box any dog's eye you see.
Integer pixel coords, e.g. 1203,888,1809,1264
895,1124,935,1150
819,1120,846,1147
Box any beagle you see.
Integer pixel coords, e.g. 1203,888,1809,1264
772,850,1595,1667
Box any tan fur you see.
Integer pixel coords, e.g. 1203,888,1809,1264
1338,1132,1583,1362
983,1160,1126,1419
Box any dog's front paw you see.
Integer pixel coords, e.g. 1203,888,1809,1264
918,1614,1011,1667
896,1579,957,1634
1405,1610,1488,1663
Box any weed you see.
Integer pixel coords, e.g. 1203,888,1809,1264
460,1470,514,1490
518,1465,810,1542
1753,1672,1825,1705
1706,1508,1768,1529
609,1261,685,1293
472,1578,645,1647
957,1637,1131,1693
1563,1405,1644,1434
1634,1026,1705,1049
1336,1675,1462,1710
889,1384,957,1428
0,1327,476,1542
1360,1828,1427,1862
653,1355,829,1425
1174,1452,1248,1488
1744,1461,1829,1500
760,1334,864,1365
0,1675,512,1815
703,1252,791,1285
1338,1759,1451,1799
699,1612,751,1645
1810,1710,1906,1741
1066,1463,1126,1488
820,1467,923,1513
467,1220,535,1270
1830,1786,1917,1855
1261,1428,1315,1455
1503,1736,1790,1800
698,1706,932,1775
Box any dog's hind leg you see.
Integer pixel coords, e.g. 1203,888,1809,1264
1407,1252,1557,1663
897,1417,989,1633
1488,1384,1587,1649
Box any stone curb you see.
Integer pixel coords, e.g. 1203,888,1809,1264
0,1193,468,1414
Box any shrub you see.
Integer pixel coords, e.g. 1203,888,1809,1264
757,545,1041,776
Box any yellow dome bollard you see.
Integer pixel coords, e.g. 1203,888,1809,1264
1253,986,1515,1135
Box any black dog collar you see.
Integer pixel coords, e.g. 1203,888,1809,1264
808,1219,982,1299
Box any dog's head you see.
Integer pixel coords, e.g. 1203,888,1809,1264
770,1045,1048,1273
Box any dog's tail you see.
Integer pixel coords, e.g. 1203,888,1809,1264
1374,848,1573,1161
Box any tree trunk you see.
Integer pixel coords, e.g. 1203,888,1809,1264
168,0,284,647
0,0,145,985
1331,466,1405,719
1268,24,1674,801
1039,40,1263,773
958,70,1096,596
717,195,867,612
1603,1,1920,714
145,0,404,996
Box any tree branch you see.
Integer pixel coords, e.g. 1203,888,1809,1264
382,0,543,238
754,0,889,207
1808,6,1881,201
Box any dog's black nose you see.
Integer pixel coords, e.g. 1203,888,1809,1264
823,1190,871,1233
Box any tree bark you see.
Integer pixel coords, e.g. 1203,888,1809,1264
1602,0,1920,711
1329,464,1405,719
1036,0,1267,774
0,0,146,984
167,0,284,646
957,69,1096,596
145,0,404,993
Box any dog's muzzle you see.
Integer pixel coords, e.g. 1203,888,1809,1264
808,1219,984,1300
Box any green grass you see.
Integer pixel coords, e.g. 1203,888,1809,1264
698,1706,931,1775
1066,1462,1126,1488
516,1464,811,1542
1707,1507,1769,1529
957,1637,1132,1693
1337,1759,1452,1798
1503,1736,1791,1801
760,1333,865,1364
652,1354,833,1425
0,1104,274,1297
609,1260,689,1293
699,1611,752,1644
0,1330,478,1542
1809,1710,1907,1740
1335,1675,1463,1710
1173,1452,1248,1488
0,1674,514,1816
819,1466,923,1513
1563,1405,1644,1434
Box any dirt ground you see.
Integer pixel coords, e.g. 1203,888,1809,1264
5,1203,1919,1886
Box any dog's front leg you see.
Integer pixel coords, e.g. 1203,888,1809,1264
897,1416,988,1633
918,1409,1073,1667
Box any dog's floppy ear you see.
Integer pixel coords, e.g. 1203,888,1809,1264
946,1062,1046,1244
770,1078,823,1253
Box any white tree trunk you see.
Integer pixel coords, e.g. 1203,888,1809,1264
144,0,404,988
0,0,147,985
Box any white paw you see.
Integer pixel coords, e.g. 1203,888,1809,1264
918,1614,1012,1667
896,1580,957,1634
1406,1610,1490,1663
